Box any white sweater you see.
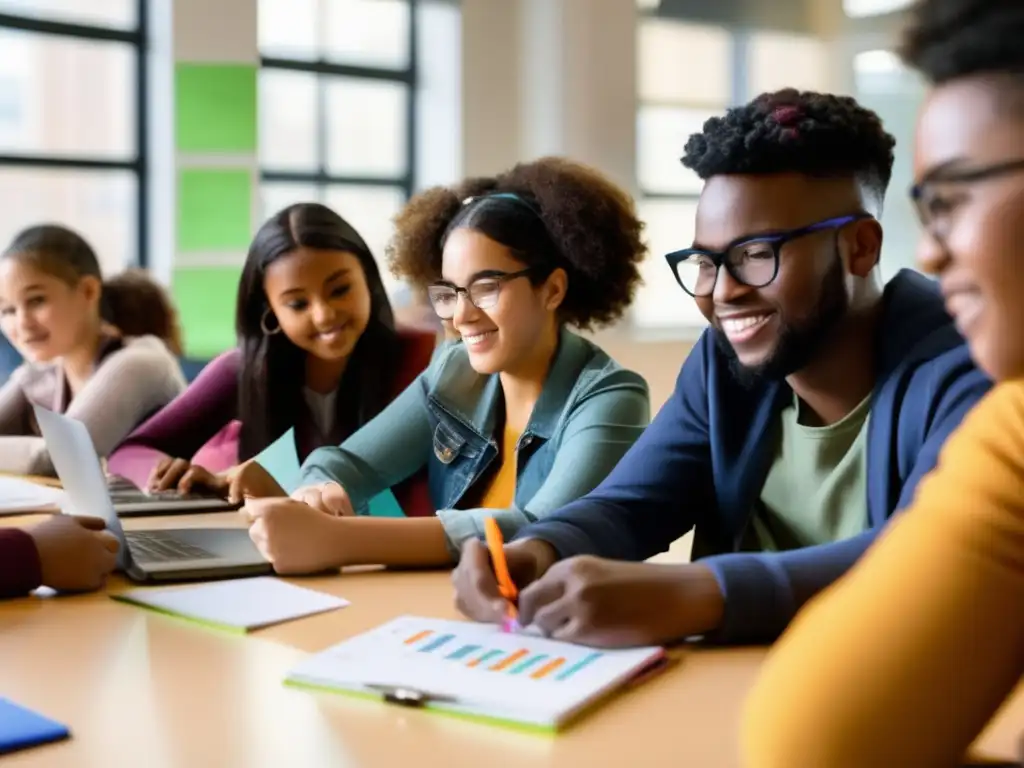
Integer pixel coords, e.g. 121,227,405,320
0,334,186,476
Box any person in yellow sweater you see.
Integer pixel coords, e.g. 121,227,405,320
741,0,1024,766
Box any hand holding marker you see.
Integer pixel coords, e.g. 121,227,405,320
484,517,521,633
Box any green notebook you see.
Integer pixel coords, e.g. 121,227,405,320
284,615,666,732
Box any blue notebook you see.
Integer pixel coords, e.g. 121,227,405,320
0,698,69,754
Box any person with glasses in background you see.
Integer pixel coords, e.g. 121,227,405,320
238,157,651,574
742,2,1024,766
452,89,991,650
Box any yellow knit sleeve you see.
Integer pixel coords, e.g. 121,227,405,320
742,380,1024,768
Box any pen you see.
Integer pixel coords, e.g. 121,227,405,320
484,517,521,633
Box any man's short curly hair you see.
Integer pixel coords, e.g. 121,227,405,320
681,88,897,211
900,0,1024,89
387,156,646,331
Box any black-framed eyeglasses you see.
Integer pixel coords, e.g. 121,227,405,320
427,268,534,319
664,213,872,298
910,157,1024,240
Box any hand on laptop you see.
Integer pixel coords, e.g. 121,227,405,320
147,458,285,503
291,482,355,517
28,515,119,592
242,498,345,575
148,458,225,495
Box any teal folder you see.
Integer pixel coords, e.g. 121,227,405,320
254,428,406,516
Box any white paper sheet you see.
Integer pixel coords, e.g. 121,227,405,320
0,476,64,517
114,577,349,631
286,615,665,729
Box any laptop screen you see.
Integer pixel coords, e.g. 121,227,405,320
31,404,129,570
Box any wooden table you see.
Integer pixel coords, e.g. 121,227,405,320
0,511,768,768
2,509,1022,767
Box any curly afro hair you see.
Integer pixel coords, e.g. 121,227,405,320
387,156,646,331
681,88,897,211
900,0,1024,88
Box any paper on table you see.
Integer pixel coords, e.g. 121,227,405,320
254,428,302,494
286,615,665,730
0,476,64,517
113,577,349,633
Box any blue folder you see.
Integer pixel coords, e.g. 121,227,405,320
0,698,69,754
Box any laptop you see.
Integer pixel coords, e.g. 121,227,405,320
105,474,239,517
33,405,272,583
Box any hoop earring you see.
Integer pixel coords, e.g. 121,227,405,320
260,308,282,336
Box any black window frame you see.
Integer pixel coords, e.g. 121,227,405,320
0,3,149,266
259,0,419,203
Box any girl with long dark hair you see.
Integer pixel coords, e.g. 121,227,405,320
109,203,436,510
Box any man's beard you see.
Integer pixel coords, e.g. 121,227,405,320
715,256,849,389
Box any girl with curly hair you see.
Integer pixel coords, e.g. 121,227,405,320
241,156,651,574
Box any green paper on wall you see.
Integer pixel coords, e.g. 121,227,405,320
178,169,252,251
175,63,257,152
173,267,240,358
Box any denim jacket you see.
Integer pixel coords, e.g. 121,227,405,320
299,327,651,551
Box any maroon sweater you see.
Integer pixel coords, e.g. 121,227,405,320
108,329,438,515
0,528,42,598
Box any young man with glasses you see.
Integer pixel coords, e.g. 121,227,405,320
453,89,992,648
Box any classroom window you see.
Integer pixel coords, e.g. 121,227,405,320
258,0,417,297
843,0,915,17
634,18,731,332
747,32,830,95
0,3,146,272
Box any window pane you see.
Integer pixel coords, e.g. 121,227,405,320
637,106,713,194
633,199,707,328
638,20,731,105
748,33,830,96
0,0,136,29
325,78,407,178
323,184,406,295
260,183,321,222
258,0,318,59
0,168,136,273
844,0,914,17
324,0,410,69
0,30,134,159
258,70,318,171
854,51,926,277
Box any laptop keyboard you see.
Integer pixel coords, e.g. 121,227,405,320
126,531,214,563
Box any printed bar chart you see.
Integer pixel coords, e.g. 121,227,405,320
418,634,454,653
510,654,548,675
530,657,566,680
555,652,602,681
401,627,605,682
466,649,504,668
488,649,529,672
445,644,480,661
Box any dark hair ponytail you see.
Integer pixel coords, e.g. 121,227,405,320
2,224,182,353
235,202,400,460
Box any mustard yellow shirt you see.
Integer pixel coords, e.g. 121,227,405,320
742,380,1024,767
477,423,519,509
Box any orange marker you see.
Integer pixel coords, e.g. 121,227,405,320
484,517,520,631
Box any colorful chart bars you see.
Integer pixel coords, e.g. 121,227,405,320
402,629,604,682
